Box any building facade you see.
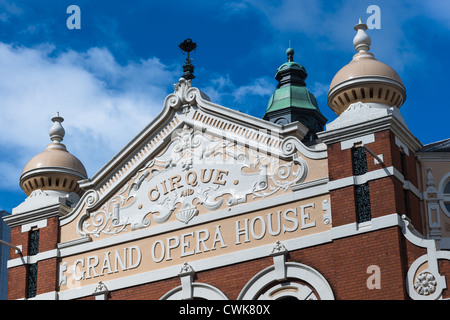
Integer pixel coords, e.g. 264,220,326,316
0,210,10,300
3,21,450,300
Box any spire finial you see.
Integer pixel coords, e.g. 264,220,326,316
179,38,197,80
353,18,371,53
286,47,294,62
49,112,65,143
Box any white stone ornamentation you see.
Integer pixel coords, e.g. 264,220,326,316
78,124,308,237
414,271,437,296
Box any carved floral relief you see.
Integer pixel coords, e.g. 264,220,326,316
78,125,308,237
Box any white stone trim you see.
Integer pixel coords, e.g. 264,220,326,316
437,172,450,218
73,80,326,221
327,166,422,200
55,213,401,300
28,291,58,300
21,219,47,233
160,282,228,300
394,136,410,156
57,181,329,256
340,133,375,150
258,282,317,300
401,215,448,300
328,166,394,190
7,249,59,268
92,281,109,300
330,213,401,240
237,262,334,300
160,261,228,300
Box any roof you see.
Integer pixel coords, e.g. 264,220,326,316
266,85,319,113
420,138,450,152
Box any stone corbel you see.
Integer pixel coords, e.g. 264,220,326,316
270,241,288,281
178,262,195,299
92,281,109,300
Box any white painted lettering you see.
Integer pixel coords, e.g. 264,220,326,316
73,258,85,281
166,236,180,261
300,203,316,229
235,219,250,244
128,245,142,269
114,248,127,272
85,255,99,279
267,211,282,236
99,252,112,276
196,229,210,253
250,216,266,240
211,225,227,250
152,240,165,263
283,208,299,233
181,232,195,257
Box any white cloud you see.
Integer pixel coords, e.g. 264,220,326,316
0,40,277,196
240,0,432,73
201,71,273,104
0,42,177,190
309,82,330,99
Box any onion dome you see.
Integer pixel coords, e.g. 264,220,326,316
264,47,327,143
20,114,87,197
327,19,406,115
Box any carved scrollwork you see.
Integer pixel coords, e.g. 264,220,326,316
251,156,308,199
78,125,309,237
168,78,197,110
84,189,100,209
280,137,298,156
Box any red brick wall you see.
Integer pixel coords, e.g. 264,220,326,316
327,144,353,181
39,217,59,252
36,258,59,295
7,264,27,300
107,276,180,300
289,227,409,300
327,129,422,230
105,226,424,300
438,259,450,299
369,177,402,219
8,226,28,300
367,131,394,171
7,216,60,299
9,226,28,259
330,186,356,227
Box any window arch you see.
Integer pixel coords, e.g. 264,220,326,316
438,173,450,218
160,282,228,300
238,262,334,300
257,282,318,300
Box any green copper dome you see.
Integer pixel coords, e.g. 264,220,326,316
277,61,306,73
266,85,319,113
263,47,327,143
265,47,321,114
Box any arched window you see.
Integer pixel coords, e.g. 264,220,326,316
257,282,318,300
160,282,228,300
438,173,450,218
238,262,333,300
443,181,450,213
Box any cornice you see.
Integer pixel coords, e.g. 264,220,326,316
4,202,71,228
318,105,422,152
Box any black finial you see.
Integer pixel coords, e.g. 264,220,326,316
179,39,197,80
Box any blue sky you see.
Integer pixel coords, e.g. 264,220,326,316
0,0,449,212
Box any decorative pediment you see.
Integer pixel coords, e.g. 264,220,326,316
60,78,327,242
77,124,309,237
